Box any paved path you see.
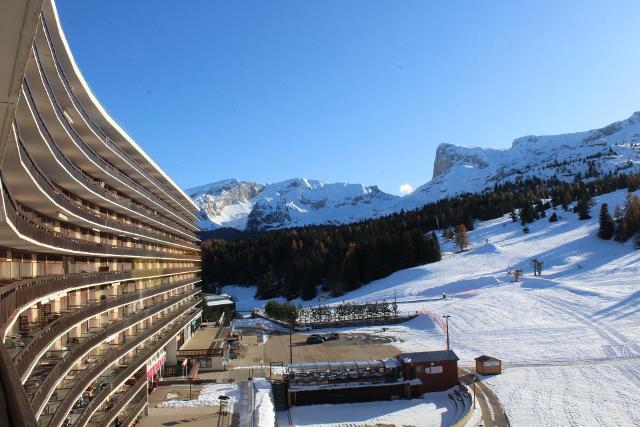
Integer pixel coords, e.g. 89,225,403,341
459,370,509,427
232,380,254,427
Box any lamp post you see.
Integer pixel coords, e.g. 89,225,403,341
442,315,451,350
289,324,293,364
473,375,477,410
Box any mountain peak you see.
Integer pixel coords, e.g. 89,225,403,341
190,177,399,231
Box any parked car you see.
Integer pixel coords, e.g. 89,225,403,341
325,332,340,341
306,335,325,344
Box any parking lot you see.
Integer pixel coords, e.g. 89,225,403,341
230,331,401,368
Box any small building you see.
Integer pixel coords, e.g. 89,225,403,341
176,322,230,371
398,350,459,392
475,355,502,375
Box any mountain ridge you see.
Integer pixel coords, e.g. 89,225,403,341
190,111,640,231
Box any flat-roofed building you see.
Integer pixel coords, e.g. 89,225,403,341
0,1,202,426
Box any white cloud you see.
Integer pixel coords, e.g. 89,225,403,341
399,183,414,195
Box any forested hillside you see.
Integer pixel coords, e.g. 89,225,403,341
201,173,640,300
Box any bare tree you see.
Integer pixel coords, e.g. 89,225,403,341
455,224,470,252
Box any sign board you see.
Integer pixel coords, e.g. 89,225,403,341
425,366,443,374
484,361,500,367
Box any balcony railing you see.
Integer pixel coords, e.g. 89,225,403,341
30,39,198,230
13,277,199,378
0,267,198,330
46,305,201,427
19,81,198,241
118,392,147,427
15,135,199,251
39,16,199,223
30,292,200,416
92,375,146,427
0,179,199,262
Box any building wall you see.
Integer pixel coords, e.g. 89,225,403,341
289,382,411,406
476,359,501,375
403,360,458,392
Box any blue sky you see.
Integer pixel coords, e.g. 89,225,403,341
57,1,640,195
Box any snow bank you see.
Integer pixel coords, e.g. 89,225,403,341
233,317,288,333
157,383,240,408
285,391,455,427
253,378,275,427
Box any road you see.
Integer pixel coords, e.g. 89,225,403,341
459,370,509,427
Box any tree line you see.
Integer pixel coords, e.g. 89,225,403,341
201,172,640,300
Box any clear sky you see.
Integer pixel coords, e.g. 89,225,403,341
57,0,640,195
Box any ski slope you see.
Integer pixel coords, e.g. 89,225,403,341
224,189,640,426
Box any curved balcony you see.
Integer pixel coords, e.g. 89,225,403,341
38,16,199,222
29,291,200,417
13,277,199,380
0,178,199,262
0,345,38,427
18,81,198,241
14,134,199,251
29,41,197,231
44,305,201,427
0,267,199,332
89,375,146,427
117,391,147,427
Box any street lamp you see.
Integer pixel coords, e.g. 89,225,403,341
473,375,477,410
442,315,451,350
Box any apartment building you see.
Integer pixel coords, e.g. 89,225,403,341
0,1,202,426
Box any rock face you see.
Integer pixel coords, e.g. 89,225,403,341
187,179,264,230
432,143,489,179
399,111,640,209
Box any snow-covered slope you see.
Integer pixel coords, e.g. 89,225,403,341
188,178,399,231
223,189,640,426
401,111,640,208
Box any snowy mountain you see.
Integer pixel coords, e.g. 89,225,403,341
187,179,264,230
401,111,640,208
190,111,640,231
187,178,399,232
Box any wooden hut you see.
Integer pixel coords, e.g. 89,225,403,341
398,350,459,392
475,355,502,375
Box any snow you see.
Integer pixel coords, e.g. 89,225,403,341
232,317,288,333
206,299,234,307
189,178,400,231
282,391,456,427
232,189,640,426
191,112,640,231
401,111,640,209
157,383,240,408
253,378,276,427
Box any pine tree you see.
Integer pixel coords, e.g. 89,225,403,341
548,212,558,222
598,203,614,240
576,194,591,220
